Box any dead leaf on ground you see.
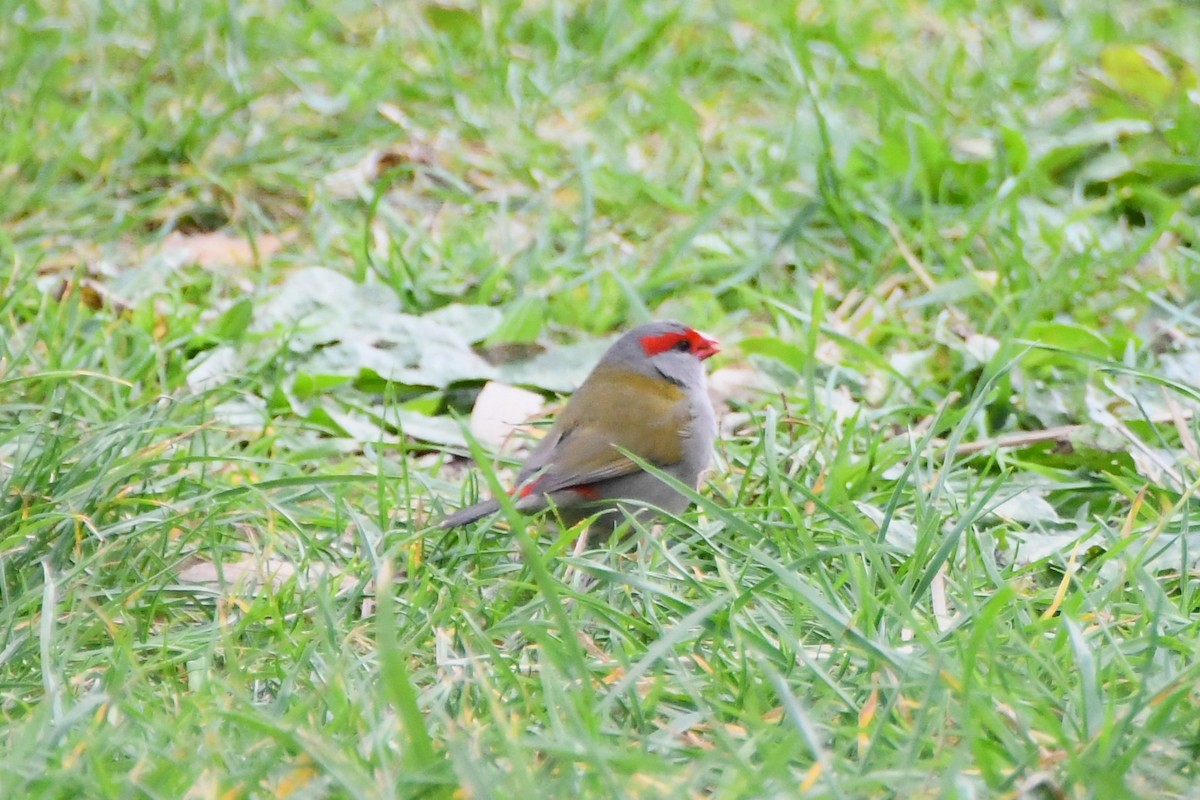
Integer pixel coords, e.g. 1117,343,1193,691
161,229,287,269
322,144,439,199
708,366,774,410
176,553,351,595
267,755,320,800
990,491,1062,525
469,381,547,451
484,213,538,261
534,102,598,149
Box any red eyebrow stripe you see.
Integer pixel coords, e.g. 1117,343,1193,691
640,328,720,359
639,331,689,356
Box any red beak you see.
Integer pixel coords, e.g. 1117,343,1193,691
690,330,720,361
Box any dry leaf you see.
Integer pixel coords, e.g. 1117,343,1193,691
177,554,296,589
707,366,773,409
162,230,285,269
469,381,547,450
177,554,348,595
269,756,320,799
322,144,437,199
991,492,1061,525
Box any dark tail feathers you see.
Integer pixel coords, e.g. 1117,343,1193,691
439,499,501,529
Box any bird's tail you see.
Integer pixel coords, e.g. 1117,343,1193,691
439,499,501,529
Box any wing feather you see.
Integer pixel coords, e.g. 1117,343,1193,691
516,367,689,498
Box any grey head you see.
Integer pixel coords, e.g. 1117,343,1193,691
594,320,720,389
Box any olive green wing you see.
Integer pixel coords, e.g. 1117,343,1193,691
516,368,689,497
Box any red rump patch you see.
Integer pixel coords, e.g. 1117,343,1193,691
639,328,720,360
520,481,599,500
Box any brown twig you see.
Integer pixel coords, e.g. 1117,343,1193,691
932,409,1195,457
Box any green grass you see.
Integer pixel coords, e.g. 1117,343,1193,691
4,0,1200,797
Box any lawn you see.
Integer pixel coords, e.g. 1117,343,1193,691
3,0,1200,797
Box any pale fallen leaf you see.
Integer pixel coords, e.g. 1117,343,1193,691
929,564,951,631
719,410,754,438
469,381,546,450
974,270,999,290
951,136,996,161
177,554,349,594
183,768,223,800
707,366,774,410
963,333,1000,366
991,491,1061,525
484,213,537,261
186,345,242,391
177,554,296,589
321,144,437,199
226,266,502,389
161,230,285,269
376,101,411,128
1128,445,1183,489
495,337,612,393
1008,529,1094,567
835,386,864,420
864,370,890,406
855,502,918,555
534,107,594,149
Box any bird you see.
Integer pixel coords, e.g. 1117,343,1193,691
440,320,720,534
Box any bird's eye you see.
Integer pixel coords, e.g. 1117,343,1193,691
674,339,691,352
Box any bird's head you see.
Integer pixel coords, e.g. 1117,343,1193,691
598,320,719,388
